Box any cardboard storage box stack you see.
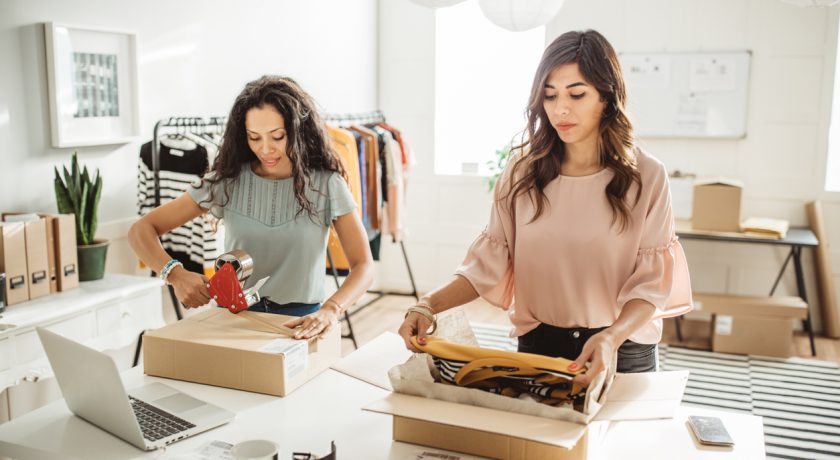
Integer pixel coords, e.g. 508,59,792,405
0,222,29,305
692,177,742,232
695,293,808,357
333,332,689,460
0,213,78,306
144,309,341,396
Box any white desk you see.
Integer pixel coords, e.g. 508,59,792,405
0,275,164,422
0,365,766,460
592,406,765,459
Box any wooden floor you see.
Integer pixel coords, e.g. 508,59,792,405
340,294,840,366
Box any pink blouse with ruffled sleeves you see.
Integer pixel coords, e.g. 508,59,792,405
455,149,692,344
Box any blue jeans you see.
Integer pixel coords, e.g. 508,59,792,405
247,298,321,317
517,323,658,373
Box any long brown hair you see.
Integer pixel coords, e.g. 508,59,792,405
506,30,640,231
198,75,345,221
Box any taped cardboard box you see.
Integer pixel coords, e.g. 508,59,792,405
341,332,689,460
143,308,340,396
692,177,742,232
694,293,807,357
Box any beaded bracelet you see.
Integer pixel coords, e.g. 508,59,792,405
159,259,183,284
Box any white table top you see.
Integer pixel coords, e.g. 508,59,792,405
0,367,766,459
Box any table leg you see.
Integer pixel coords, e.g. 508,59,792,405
769,249,794,296
792,246,817,356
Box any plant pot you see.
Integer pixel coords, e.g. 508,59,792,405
77,239,109,282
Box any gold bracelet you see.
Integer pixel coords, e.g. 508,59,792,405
405,306,437,334
324,298,344,314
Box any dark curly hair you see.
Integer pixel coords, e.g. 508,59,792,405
197,75,346,222
506,29,641,231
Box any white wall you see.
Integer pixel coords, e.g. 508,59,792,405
378,0,840,332
0,0,377,274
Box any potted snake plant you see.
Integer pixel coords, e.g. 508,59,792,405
54,152,107,281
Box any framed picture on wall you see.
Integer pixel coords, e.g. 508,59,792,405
44,22,139,148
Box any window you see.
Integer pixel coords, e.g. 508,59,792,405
434,2,544,175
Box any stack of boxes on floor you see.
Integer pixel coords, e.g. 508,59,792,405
692,179,807,357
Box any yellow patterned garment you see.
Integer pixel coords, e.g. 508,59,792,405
411,336,587,407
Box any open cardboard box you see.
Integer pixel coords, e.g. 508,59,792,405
333,332,689,460
144,308,341,396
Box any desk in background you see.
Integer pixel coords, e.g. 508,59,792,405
676,220,819,355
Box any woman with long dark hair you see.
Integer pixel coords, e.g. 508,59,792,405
130,75,373,340
398,30,692,385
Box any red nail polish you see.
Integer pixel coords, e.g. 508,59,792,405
569,363,578,370
419,337,426,344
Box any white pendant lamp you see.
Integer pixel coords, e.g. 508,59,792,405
409,0,468,8
478,0,565,31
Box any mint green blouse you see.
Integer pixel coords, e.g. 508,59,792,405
187,165,355,304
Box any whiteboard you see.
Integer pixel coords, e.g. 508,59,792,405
619,51,751,138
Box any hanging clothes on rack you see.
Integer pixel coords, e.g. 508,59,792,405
137,128,220,277
325,125,364,275
371,125,405,242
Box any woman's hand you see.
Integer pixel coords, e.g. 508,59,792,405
168,266,211,308
398,312,433,352
283,304,340,340
569,331,618,387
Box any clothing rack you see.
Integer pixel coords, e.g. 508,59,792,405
150,116,226,321
323,111,419,349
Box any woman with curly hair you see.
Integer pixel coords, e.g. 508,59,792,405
399,30,692,385
130,75,373,340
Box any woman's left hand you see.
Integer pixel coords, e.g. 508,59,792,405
569,331,618,387
282,305,340,340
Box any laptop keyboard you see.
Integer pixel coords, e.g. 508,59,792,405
129,396,196,441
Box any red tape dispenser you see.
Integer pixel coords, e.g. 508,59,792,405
206,250,268,314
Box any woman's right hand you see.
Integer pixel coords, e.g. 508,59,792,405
167,266,211,308
398,312,432,353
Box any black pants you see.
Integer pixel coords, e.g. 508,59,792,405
517,323,657,373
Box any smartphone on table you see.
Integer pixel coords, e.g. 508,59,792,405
687,415,735,447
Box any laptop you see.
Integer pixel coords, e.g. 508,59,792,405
37,327,235,451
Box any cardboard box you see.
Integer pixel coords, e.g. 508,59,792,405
143,309,340,396
340,332,689,460
52,214,78,291
692,177,742,232
694,293,808,357
2,213,61,294
0,222,29,305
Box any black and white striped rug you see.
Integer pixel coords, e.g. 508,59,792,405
471,323,840,460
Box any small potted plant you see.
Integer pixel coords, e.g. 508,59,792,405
486,144,511,192
54,152,107,281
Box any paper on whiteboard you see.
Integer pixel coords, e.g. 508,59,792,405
622,55,671,89
689,56,737,92
675,94,707,135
